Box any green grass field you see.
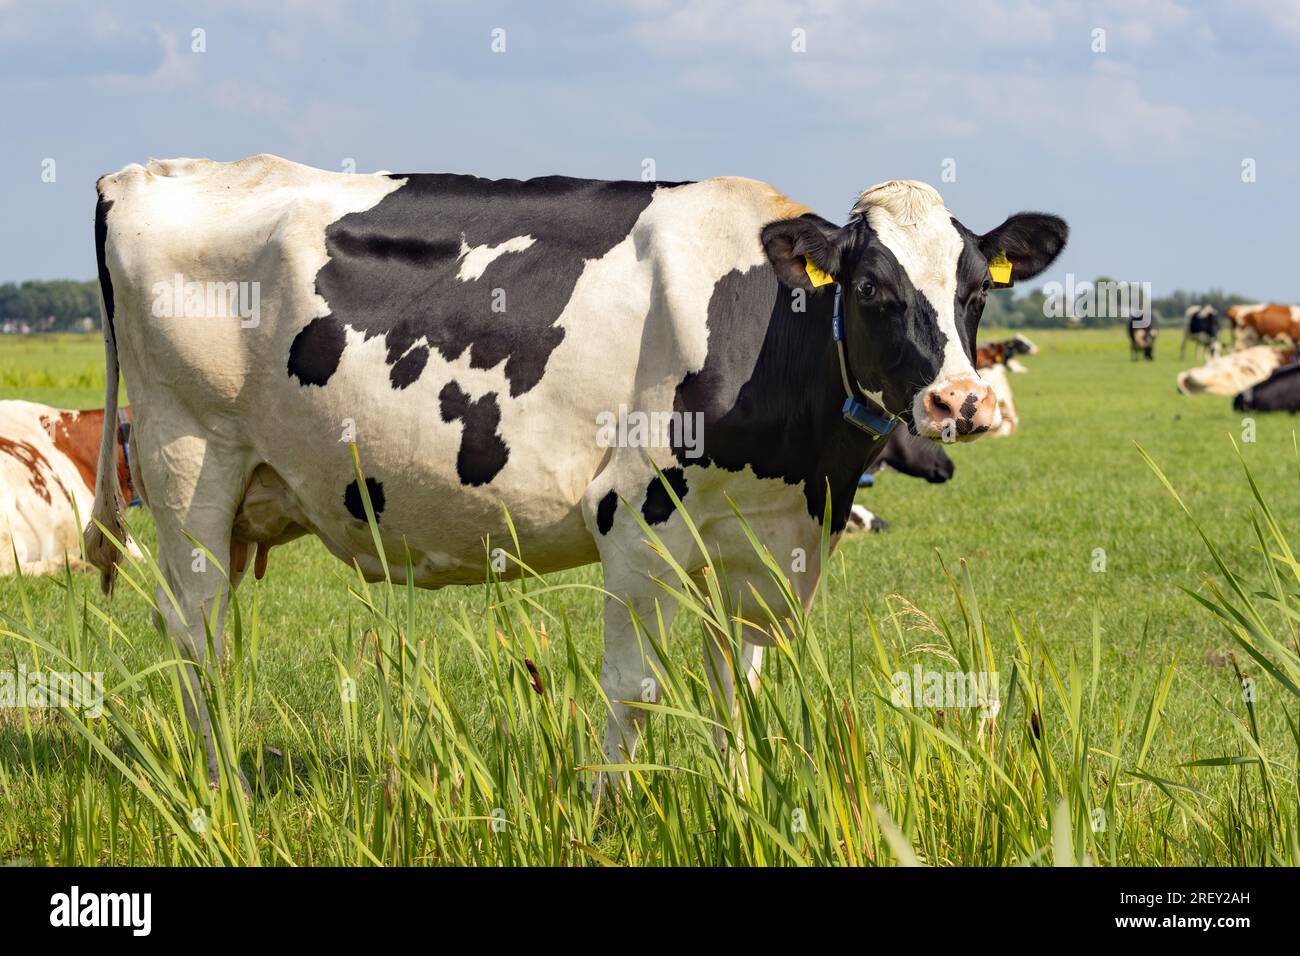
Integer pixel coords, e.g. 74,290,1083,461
2,329,1298,866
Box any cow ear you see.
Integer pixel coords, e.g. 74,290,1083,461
761,217,843,290
979,213,1068,282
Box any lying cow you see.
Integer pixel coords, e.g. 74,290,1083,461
873,426,955,483
975,333,1037,372
1176,345,1297,396
1233,363,1300,413
1228,302,1300,349
845,428,955,534
1,401,138,575
85,155,1066,789
846,504,889,533
1180,305,1222,360
977,363,1019,436
1128,312,1158,361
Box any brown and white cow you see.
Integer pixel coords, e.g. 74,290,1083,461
84,155,1067,790
1,401,139,575
975,333,1037,373
1129,312,1158,361
1228,303,1300,349
1176,345,1298,396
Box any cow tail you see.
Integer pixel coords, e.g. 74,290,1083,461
84,184,126,594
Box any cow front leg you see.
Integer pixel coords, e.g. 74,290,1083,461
701,627,764,781
595,585,677,798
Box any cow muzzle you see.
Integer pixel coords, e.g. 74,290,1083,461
916,377,1000,440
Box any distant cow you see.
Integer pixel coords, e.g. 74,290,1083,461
1176,345,1297,396
1233,363,1300,412
975,334,1037,372
86,154,1066,788
1,401,139,575
1228,303,1300,349
1180,305,1222,360
1128,312,1158,361
977,363,1019,436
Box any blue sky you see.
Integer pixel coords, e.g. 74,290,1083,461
2,0,1298,298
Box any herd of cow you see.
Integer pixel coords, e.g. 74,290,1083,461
6,157,1295,796
10,298,1268,580
849,293,1297,542
1133,302,1300,412
6,155,1297,801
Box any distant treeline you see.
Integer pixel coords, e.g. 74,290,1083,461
0,279,101,332
985,279,1254,329
0,276,1264,333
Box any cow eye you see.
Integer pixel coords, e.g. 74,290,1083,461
980,278,992,293
859,281,876,300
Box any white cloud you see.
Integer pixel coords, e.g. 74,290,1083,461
210,79,290,116
620,0,1241,157
676,63,741,94
1230,0,1300,43
96,25,200,90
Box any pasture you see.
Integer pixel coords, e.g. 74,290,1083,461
2,328,1298,866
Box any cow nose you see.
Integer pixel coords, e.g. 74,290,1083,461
923,378,998,436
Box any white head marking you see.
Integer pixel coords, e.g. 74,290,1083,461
852,180,991,433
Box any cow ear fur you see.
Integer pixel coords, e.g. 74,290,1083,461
761,218,843,290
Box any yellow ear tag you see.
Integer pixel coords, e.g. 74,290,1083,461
989,251,1013,285
804,258,835,288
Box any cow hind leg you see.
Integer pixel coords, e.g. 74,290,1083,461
135,429,251,792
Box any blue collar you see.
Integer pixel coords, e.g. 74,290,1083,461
831,285,899,442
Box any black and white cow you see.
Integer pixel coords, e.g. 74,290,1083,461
85,155,1067,788
1233,363,1300,412
1180,305,1222,360
873,426,955,483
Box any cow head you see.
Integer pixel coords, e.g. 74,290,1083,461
1010,333,1038,356
762,180,1067,441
